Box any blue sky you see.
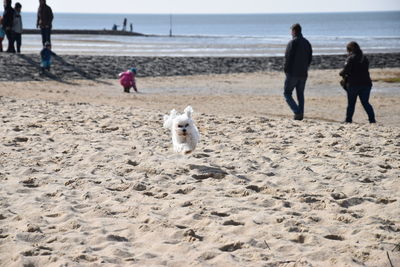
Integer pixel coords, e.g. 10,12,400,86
20,0,400,13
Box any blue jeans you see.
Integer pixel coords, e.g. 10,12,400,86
346,85,376,123
40,27,51,46
284,75,307,115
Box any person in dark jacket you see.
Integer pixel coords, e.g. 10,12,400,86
40,41,56,73
283,23,312,120
340,42,376,123
36,0,53,46
12,2,22,53
2,0,15,53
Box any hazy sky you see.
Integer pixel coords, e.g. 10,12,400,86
20,0,400,14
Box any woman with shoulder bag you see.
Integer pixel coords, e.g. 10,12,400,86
339,41,376,123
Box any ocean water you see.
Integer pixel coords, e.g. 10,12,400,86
18,12,400,56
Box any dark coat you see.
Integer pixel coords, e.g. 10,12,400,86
340,53,372,88
40,47,56,61
2,4,15,30
284,33,313,77
37,4,53,28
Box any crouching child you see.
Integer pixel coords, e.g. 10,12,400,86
119,68,138,93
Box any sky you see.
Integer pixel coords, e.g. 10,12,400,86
19,0,400,14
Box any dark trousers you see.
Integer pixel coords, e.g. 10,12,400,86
13,32,21,53
284,75,307,115
346,85,376,123
5,29,15,52
40,27,51,46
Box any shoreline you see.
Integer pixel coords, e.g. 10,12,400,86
23,29,146,36
1,53,400,82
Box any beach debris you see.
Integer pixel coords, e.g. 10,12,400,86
291,234,306,243
181,201,192,207
106,234,129,242
210,211,230,217
127,159,139,166
331,192,347,200
14,137,28,142
222,220,244,226
27,224,42,233
219,242,244,252
132,182,147,191
324,234,344,241
183,229,203,242
21,178,39,188
387,251,394,267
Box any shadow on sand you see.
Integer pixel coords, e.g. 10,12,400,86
16,54,111,85
53,55,112,85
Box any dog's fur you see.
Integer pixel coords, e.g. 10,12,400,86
163,106,200,154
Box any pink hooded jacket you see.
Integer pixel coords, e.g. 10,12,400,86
119,70,136,88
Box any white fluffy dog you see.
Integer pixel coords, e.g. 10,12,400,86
163,106,200,154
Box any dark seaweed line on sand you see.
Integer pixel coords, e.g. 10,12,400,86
1,53,399,82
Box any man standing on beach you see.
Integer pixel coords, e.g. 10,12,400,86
2,0,15,53
283,23,312,121
12,2,22,53
37,0,53,46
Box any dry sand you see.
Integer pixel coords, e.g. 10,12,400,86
0,69,399,266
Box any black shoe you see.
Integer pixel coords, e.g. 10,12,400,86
294,113,303,121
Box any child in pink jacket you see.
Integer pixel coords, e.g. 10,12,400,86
119,68,138,93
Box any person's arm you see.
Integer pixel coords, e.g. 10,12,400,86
132,76,138,92
308,41,313,67
284,40,296,74
36,7,40,28
339,56,353,77
49,6,53,27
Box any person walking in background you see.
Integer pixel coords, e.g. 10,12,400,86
12,2,21,53
283,23,312,121
37,0,53,46
0,16,5,52
2,0,15,53
340,42,376,123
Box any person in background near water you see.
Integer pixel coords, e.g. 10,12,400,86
12,2,21,53
340,42,376,123
122,18,127,31
0,16,5,52
283,23,313,121
40,41,56,73
37,0,53,46
2,0,15,53
119,68,138,93
130,23,133,32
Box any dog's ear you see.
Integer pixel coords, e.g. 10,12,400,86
184,106,193,118
163,109,177,129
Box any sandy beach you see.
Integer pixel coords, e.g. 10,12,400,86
0,57,400,266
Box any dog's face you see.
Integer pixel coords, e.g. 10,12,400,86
173,115,193,137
